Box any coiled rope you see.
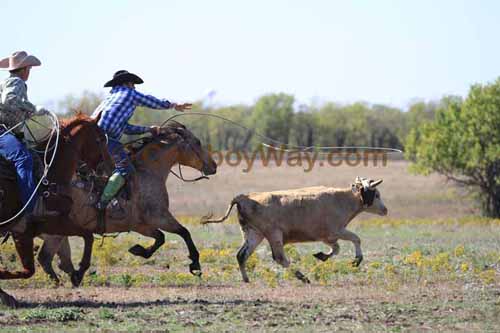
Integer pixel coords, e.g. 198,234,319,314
0,111,60,226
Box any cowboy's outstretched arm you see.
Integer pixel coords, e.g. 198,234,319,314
132,90,192,112
133,90,172,109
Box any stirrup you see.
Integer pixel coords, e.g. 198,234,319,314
32,198,60,217
95,201,107,234
108,199,127,220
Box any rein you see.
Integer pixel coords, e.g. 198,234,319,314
123,135,210,183
170,164,209,182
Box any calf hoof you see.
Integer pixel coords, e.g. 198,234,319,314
352,255,363,267
0,290,19,309
128,245,151,259
294,271,311,284
313,252,330,262
70,271,84,287
189,262,202,277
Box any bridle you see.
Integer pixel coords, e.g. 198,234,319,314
167,136,211,182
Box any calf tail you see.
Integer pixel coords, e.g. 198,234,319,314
200,197,241,224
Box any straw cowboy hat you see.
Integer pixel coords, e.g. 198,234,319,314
0,51,41,71
104,70,144,87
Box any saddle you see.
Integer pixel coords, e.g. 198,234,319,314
73,161,131,222
72,135,152,206
0,149,72,217
70,136,153,233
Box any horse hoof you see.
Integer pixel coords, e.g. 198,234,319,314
128,245,150,258
352,255,363,267
50,276,61,287
294,271,310,284
71,272,83,287
313,252,329,262
189,262,202,277
0,291,19,309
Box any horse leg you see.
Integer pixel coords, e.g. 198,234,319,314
0,286,18,308
150,213,201,276
0,233,35,308
0,233,35,280
128,227,165,259
55,236,76,277
70,233,94,287
37,235,68,285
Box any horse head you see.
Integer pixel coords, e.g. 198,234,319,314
134,121,217,177
58,113,113,174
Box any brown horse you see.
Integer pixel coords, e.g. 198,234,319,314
0,113,112,308
37,121,217,286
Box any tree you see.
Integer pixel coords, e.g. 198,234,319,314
58,90,103,116
406,80,500,217
251,93,295,147
290,104,317,147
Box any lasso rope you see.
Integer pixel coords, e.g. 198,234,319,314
161,112,404,154
0,111,60,226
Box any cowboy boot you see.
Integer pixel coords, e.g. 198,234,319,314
96,173,126,230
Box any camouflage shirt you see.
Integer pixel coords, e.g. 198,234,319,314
0,75,36,133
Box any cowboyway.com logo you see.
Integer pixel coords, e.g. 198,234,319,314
208,144,388,173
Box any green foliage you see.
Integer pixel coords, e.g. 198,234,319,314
22,308,83,322
58,90,104,116
406,80,500,217
251,93,295,146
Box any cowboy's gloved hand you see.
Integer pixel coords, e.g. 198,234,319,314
34,106,50,116
171,103,192,112
149,126,163,136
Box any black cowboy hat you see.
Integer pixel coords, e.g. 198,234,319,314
104,70,144,88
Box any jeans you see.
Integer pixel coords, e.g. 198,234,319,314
108,138,134,177
0,132,37,213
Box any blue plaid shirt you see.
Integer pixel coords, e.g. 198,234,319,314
92,86,172,139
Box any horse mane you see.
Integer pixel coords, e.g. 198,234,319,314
163,120,186,130
33,112,95,151
60,112,94,132
125,121,188,157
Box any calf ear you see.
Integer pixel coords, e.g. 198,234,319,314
370,179,383,187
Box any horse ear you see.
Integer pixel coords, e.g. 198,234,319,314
93,111,103,124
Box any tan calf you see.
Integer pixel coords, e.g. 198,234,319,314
201,177,387,283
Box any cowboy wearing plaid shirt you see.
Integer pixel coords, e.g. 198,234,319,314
0,51,50,219
91,70,191,214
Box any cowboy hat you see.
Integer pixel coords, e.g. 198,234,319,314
104,70,144,88
0,51,41,71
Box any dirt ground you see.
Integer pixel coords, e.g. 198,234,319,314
2,281,499,332
1,161,497,332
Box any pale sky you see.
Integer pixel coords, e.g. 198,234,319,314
2,0,499,111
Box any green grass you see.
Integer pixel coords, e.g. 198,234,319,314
1,218,500,331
